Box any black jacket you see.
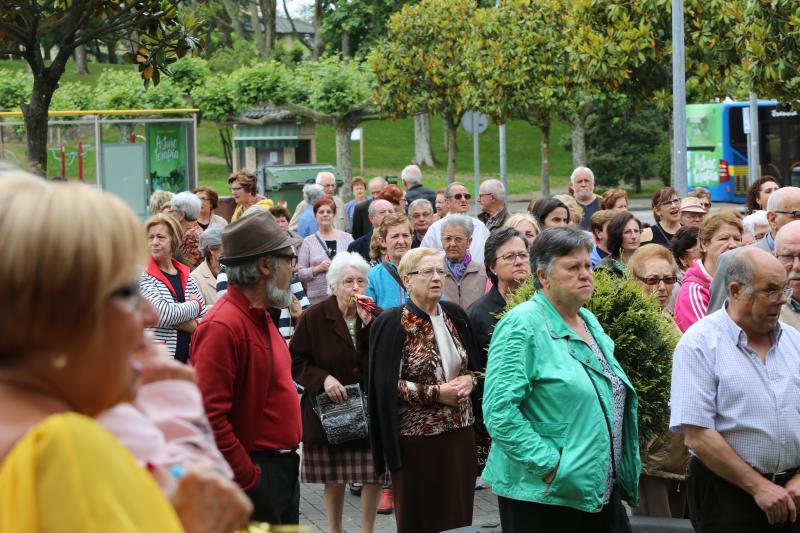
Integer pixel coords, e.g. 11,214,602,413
351,199,372,240
368,299,481,475
347,229,373,263
405,184,437,211
466,284,507,368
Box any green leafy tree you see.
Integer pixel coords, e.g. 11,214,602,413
370,0,475,182
231,61,294,111
50,82,96,112
279,56,379,186
0,70,32,112
192,75,240,170
0,0,200,175
169,56,210,94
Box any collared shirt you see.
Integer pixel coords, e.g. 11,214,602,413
478,207,510,232
670,307,800,473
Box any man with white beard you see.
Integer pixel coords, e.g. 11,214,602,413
191,210,303,526
571,166,600,232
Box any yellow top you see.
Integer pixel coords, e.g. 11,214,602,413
231,198,274,222
0,412,183,532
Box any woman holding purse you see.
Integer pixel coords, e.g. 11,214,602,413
291,251,382,533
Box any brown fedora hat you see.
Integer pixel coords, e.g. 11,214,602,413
219,210,301,265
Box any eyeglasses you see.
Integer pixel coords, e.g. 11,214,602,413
410,212,432,219
774,210,800,220
107,283,142,310
753,286,793,302
498,251,530,263
777,253,800,266
658,198,680,207
449,193,472,201
636,275,678,286
341,277,367,287
408,267,446,277
442,236,467,244
274,253,298,267
230,186,243,193
478,193,494,199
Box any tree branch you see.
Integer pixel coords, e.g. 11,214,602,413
0,48,26,58
276,102,334,124
282,0,313,51
0,20,33,47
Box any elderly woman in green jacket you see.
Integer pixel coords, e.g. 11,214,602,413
482,226,640,533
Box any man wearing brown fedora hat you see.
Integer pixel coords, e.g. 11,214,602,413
191,210,303,525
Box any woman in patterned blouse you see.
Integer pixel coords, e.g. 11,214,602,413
368,247,481,533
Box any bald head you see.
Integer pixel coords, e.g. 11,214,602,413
766,186,800,239
775,220,800,296
725,246,788,334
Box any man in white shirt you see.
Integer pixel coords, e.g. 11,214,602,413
420,182,490,260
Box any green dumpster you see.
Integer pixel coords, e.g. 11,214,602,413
259,164,343,213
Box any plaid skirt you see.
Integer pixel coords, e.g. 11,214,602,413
301,443,385,484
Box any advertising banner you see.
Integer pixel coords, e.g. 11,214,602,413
147,124,187,193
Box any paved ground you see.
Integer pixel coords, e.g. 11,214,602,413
299,481,500,533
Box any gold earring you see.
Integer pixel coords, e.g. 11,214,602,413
51,354,68,370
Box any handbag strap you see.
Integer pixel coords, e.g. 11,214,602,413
315,232,336,260
382,261,405,288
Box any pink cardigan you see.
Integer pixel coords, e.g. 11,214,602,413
297,230,354,305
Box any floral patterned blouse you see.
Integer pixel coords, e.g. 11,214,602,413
397,305,474,436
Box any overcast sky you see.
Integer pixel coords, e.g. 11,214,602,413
283,0,314,19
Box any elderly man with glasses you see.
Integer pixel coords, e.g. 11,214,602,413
670,246,800,533
420,182,491,261
756,186,800,253
774,220,800,331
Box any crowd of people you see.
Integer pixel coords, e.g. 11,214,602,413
1,160,800,533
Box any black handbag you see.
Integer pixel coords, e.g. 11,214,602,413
314,383,369,445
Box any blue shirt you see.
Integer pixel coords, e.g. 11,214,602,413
297,204,319,238
670,307,800,473
365,262,406,310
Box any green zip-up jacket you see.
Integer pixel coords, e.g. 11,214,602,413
481,291,640,512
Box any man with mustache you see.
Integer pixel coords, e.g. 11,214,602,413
670,247,800,533
191,210,303,525
775,220,800,330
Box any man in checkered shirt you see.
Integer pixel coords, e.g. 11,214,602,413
670,246,800,533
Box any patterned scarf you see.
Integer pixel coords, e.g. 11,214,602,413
446,251,472,282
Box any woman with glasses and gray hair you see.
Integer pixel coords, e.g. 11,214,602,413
369,247,481,533
482,227,640,532
166,191,204,269
290,251,383,533
191,224,225,309
441,214,488,309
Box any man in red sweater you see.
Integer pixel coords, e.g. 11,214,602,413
191,210,302,524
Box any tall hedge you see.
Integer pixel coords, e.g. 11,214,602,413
504,270,678,449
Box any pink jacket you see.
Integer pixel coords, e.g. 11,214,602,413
674,259,712,333
98,380,232,493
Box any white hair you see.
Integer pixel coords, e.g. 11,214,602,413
742,210,769,235
303,183,325,204
368,176,387,189
170,191,202,221
441,213,474,238
315,171,336,185
401,165,422,186
570,166,595,185
408,198,433,213
326,251,370,292
480,179,505,200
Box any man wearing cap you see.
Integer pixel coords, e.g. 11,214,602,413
680,197,707,229
191,210,303,525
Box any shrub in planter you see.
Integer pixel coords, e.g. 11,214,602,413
503,269,678,449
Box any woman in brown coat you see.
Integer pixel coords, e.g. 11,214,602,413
291,251,382,533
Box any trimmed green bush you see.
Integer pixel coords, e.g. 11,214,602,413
504,270,678,449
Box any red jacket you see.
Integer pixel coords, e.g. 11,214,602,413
191,285,301,491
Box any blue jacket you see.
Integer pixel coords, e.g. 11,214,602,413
297,204,318,238
365,261,406,310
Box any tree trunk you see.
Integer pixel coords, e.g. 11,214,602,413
335,121,354,188
219,126,233,171
445,117,457,183
23,69,65,176
222,0,248,42
539,120,551,198
341,31,351,57
570,115,587,168
106,40,118,64
250,1,266,56
312,0,324,59
443,116,457,153
261,0,276,55
74,45,89,74
413,113,436,167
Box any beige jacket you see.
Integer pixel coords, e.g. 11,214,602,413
443,260,488,309
190,260,219,309
288,195,349,233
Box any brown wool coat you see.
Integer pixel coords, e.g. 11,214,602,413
290,295,372,448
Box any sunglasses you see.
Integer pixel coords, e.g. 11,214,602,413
636,275,678,286
450,193,472,201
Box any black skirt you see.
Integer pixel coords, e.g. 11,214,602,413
393,425,476,533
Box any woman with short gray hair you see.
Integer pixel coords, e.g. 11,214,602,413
441,214,486,309
482,227,640,532
291,251,384,532
166,191,204,269
191,224,224,308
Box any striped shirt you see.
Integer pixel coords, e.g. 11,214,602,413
215,265,310,341
670,307,800,473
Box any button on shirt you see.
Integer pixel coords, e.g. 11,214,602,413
670,308,800,473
